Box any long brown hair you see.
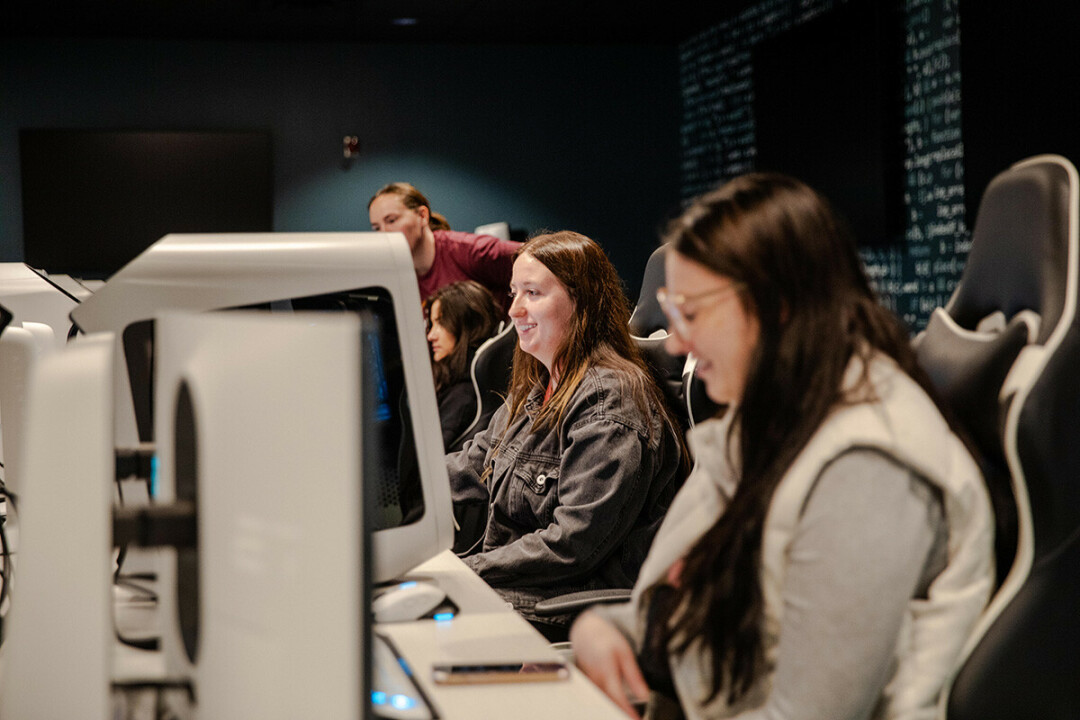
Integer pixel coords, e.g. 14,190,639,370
425,281,502,391
505,231,667,437
655,173,950,704
368,182,451,231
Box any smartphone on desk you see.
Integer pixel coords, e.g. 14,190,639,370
431,661,570,685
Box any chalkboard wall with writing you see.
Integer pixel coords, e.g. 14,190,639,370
679,0,965,331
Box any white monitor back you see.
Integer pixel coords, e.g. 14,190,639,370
72,232,453,692
0,323,56,494
154,311,369,718
0,333,114,720
71,233,453,584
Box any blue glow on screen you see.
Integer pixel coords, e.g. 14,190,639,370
366,330,392,422
150,454,160,497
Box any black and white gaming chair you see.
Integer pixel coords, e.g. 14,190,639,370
448,322,516,453
630,244,723,431
913,154,1080,719
451,323,516,555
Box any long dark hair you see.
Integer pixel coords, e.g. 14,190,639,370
425,281,502,391
655,173,949,704
506,231,668,436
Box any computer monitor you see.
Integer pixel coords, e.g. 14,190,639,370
0,262,80,347
70,232,454,582
0,264,79,493
0,333,115,720
154,311,373,718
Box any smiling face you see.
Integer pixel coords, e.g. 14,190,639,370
369,193,428,252
426,300,457,362
663,250,760,405
508,252,575,376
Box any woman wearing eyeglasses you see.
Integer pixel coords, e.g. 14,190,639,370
447,230,687,642
570,173,994,719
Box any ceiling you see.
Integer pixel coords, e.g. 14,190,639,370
2,0,749,45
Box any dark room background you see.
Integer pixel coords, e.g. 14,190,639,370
0,41,679,300
2,0,1075,326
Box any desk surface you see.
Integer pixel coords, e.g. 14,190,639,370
379,550,625,720
107,549,625,719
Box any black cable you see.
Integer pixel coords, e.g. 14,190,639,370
114,631,159,652
1,482,18,614
1,510,11,613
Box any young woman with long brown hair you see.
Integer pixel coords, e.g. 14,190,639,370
446,231,687,641
571,174,994,719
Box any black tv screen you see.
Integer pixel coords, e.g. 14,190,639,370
20,129,273,278
752,0,903,248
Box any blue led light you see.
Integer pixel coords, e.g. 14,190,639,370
371,691,388,705
433,612,454,622
398,581,417,590
391,695,417,710
150,455,159,497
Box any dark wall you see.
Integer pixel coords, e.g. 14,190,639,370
0,39,679,299
960,0,1080,223
677,0,967,331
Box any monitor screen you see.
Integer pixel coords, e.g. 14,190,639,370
125,287,426,531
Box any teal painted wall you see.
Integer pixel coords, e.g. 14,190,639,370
0,39,679,299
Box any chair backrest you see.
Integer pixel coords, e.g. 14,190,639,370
628,244,723,431
913,155,1080,719
629,245,669,337
450,322,517,452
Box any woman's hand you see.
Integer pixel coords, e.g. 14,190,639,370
569,610,650,719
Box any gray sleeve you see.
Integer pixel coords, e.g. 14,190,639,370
736,449,946,720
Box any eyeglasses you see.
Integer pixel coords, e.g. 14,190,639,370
656,284,741,339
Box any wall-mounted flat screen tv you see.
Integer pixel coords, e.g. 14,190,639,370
20,129,273,279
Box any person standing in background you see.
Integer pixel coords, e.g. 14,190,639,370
369,182,520,313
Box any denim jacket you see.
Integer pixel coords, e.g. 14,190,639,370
447,365,684,621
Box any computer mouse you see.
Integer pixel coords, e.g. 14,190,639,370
373,581,447,624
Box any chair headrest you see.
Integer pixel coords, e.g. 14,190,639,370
950,156,1075,343
629,245,669,337
472,322,516,376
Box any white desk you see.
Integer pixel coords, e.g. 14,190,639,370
379,551,625,720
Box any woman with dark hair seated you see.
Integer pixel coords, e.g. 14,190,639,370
447,231,687,641
570,173,994,719
425,280,503,453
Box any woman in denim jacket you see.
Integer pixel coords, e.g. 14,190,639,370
447,230,686,641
